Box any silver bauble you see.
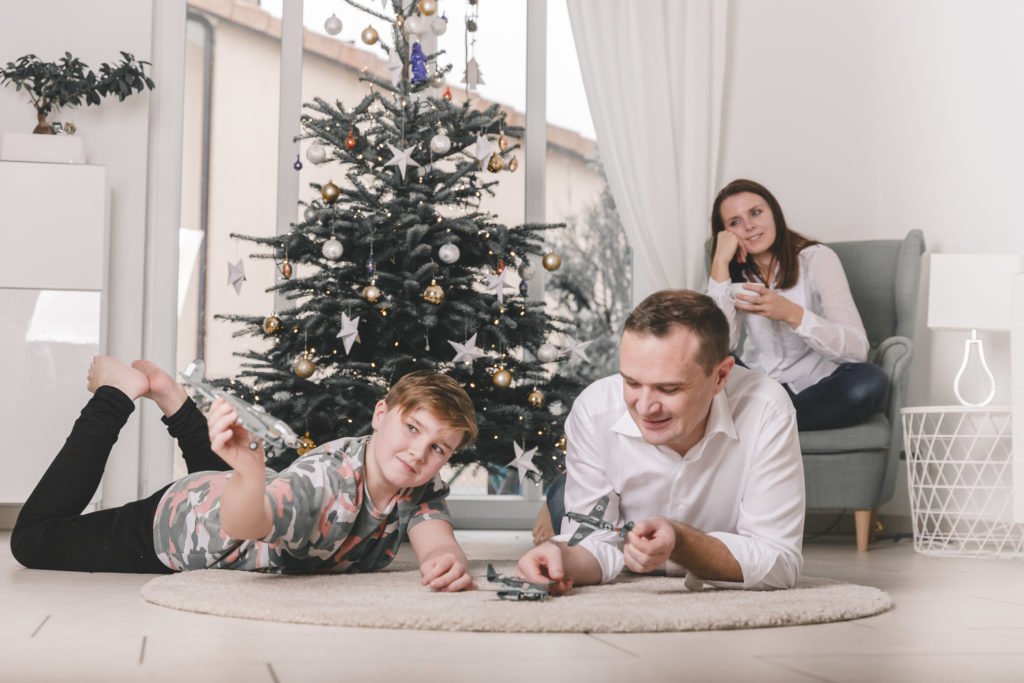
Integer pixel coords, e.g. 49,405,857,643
429,133,451,155
404,15,427,35
303,206,317,222
537,343,559,363
431,16,448,35
519,262,535,279
306,144,327,164
322,238,344,260
438,243,460,264
324,14,343,35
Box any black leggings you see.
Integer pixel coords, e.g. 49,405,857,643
10,386,227,573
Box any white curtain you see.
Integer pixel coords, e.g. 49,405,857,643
567,0,730,300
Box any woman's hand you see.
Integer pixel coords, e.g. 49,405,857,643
733,283,804,328
711,231,747,283
207,397,266,479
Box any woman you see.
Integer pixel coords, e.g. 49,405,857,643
707,179,887,431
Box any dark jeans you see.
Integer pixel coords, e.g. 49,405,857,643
10,387,226,573
787,362,888,431
544,472,568,536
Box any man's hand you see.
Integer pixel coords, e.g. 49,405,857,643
207,397,266,479
624,517,677,574
419,552,475,592
517,542,574,595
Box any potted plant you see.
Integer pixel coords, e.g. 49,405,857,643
0,51,155,134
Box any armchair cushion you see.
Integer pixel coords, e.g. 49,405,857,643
799,414,890,453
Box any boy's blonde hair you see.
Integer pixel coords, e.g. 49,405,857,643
384,371,478,450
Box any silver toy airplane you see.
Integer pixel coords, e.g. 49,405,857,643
179,359,302,459
486,563,550,601
566,495,635,547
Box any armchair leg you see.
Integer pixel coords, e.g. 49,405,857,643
854,510,872,551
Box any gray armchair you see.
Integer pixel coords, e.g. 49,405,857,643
705,230,926,550
800,230,925,550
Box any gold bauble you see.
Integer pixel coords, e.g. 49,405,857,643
418,0,438,15
361,26,379,45
362,284,382,303
280,259,293,279
423,280,445,305
542,252,562,271
507,155,519,172
321,180,340,204
492,368,513,388
294,355,316,379
296,431,317,456
486,151,505,173
498,134,509,152
555,434,568,452
527,389,545,408
262,314,281,335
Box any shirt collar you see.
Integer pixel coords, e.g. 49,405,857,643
610,387,738,454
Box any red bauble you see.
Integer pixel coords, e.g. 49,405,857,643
344,130,357,150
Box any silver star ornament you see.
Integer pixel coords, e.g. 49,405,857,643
507,441,540,486
565,338,594,363
465,135,492,163
448,333,487,364
384,143,421,179
336,313,361,354
484,268,514,304
227,259,246,295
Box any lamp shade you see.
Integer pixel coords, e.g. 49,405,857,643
927,254,1022,330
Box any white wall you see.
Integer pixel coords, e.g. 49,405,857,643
720,0,1024,515
0,1,157,505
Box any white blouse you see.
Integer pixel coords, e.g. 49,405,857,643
706,244,869,393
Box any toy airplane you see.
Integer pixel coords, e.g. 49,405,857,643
179,359,302,459
486,563,550,601
566,495,635,547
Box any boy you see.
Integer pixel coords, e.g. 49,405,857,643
12,356,478,591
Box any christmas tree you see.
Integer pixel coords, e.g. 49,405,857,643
218,0,585,483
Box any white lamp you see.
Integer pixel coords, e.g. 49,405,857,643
928,254,1022,406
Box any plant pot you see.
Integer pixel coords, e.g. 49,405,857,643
33,113,54,135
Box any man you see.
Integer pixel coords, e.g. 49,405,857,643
518,290,804,593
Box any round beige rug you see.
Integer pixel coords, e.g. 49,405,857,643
141,560,892,632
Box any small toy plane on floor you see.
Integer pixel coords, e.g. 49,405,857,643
486,563,551,601
566,495,635,547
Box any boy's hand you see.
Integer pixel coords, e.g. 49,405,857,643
420,552,475,592
624,517,677,574
207,397,266,479
517,542,574,596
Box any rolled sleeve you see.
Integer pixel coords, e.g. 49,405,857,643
550,396,626,584
707,277,743,352
707,402,805,590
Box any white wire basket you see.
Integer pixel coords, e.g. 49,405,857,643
902,406,1022,558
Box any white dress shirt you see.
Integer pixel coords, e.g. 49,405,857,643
552,367,805,590
707,244,869,393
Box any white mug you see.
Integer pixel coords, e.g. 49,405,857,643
730,282,760,300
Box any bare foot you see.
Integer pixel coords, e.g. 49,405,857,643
87,356,149,400
132,360,188,417
532,505,555,546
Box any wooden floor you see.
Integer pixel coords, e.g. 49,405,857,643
2,530,1024,682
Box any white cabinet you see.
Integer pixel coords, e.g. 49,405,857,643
0,161,108,504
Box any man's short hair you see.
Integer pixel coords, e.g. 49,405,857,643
384,371,478,450
623,290,730,374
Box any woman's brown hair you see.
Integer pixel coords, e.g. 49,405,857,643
710,179,817,290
